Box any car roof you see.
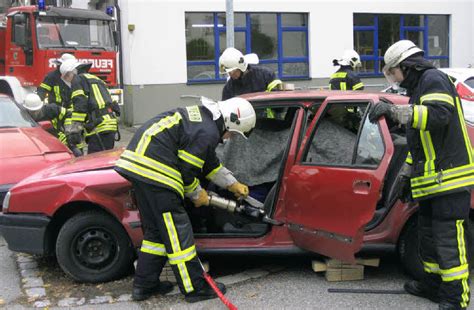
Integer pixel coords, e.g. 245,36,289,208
439,68,474,80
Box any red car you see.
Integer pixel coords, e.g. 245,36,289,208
0,94,72,207
1,90,473,283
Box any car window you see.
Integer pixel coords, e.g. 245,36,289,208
303,102,384,168
0,97,36,128
464,77,474,89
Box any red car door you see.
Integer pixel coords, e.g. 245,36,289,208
283,95,393,263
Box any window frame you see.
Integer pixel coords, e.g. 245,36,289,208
186,12,310,84
353,14,450,77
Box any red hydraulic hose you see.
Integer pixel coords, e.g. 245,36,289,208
199,260,238,310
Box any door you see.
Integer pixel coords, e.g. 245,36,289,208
284,96,393,263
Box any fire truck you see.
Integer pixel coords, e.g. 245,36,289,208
0,4,122,104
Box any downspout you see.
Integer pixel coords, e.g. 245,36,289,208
114,0,124,90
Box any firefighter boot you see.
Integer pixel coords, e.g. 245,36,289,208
132,281,174,301
185,282,226,303
404,280,440,303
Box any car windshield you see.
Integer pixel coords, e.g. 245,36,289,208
0,97,36,128
36,16,115,51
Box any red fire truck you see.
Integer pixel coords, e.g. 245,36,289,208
0,5,122,104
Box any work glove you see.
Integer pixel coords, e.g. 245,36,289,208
70,146,84,157
67,132,82,145
227,182,249,198
368,99,412,125
192,189,209,208
396,162,413,203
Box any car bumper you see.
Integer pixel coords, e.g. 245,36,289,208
0,213,50,255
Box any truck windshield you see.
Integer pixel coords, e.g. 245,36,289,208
36,16,114,51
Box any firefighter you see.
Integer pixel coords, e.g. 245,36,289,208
219,47,282,101
60,59,119,154
114,97,255,303
329,49,364,91
22,93,84,156
37,53,76,108
369,40,472,310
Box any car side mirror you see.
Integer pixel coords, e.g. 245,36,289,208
38,120,53,131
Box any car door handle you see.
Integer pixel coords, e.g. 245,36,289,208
353,180,371,194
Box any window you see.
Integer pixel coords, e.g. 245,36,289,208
304,102,384,168
185,12,309,83
353,14,450,76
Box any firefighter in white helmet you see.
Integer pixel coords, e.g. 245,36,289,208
23,93,83,156
37,53,77,107
369,40,472,309
219,47,282,101
114,97,255,303
329,49,364,91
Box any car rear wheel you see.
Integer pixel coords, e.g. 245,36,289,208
398,216,474,280
56,211,135,283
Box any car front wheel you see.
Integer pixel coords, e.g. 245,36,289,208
398,216,474,280
56,211,135,283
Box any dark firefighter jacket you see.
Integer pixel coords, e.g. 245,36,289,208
115,105,224,199
37,69,72,108
404,68,474,200
222,65,281,100
41,104,69,146
66,73,118,137
328,66,364,91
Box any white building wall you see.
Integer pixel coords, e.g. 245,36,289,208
118,0,473,86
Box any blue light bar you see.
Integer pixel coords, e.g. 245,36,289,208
106,6,114,16
38,0,46,11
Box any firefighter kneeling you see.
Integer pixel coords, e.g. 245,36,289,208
114,97,255,302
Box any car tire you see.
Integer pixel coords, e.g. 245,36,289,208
56,211,135,283
399,216,474,280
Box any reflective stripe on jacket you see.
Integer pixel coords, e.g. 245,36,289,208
328,66,364,91
37,69,72,108
407,68,474,200
222,65,278,100
114,105,223,198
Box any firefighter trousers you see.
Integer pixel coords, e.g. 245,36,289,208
87,132,115,154
131,180,205,295
418,190,471,308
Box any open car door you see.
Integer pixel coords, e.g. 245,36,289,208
283,94,394,263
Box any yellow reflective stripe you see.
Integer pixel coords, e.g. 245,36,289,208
420,130,436,175
84,73,102,81
115,159,184,197
71,90,85,98
439,264,469,281
266,108,275,119
91,84,106,109
420,93,454,107
163,212,194,293
457,220,467,265
411,163,474,186
412,173,474,199
136,112,182,155
54,86,61,103
184,178,199,193
40,83,52,91
455,97,474,164
328,84,332,90
330,72,347,79
423,261,440,274
141,240,167,256
58,132,67,145
352,82,364,90
71,112,87,122
406,152,413,165
58,107,66,120
266,79,282,92
121,150,182,182
206,164,222,179
340,82,347,90
461,278,469,307
168,245,197,265
412,105,428,130
178,150,204,169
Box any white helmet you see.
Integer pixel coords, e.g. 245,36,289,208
219,48,260,74
23,93,43,111
60,59,82,76
217,97,256,138
54,53,76,65
335,50,362,69
383,40,423,73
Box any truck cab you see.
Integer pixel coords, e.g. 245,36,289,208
0,5,121,104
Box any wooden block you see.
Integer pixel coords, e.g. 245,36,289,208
356,258,380,267
312,260,327,272
325,265,364,282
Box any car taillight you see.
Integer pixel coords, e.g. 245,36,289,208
457,83,474,102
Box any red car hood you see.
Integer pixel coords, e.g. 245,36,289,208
0,127,72,185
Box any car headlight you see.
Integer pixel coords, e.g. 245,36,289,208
2,191,11,212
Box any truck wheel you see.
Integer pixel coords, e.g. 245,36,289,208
399,217,474,280
56,211,134,283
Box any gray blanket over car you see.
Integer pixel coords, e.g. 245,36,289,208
216,126,291,186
